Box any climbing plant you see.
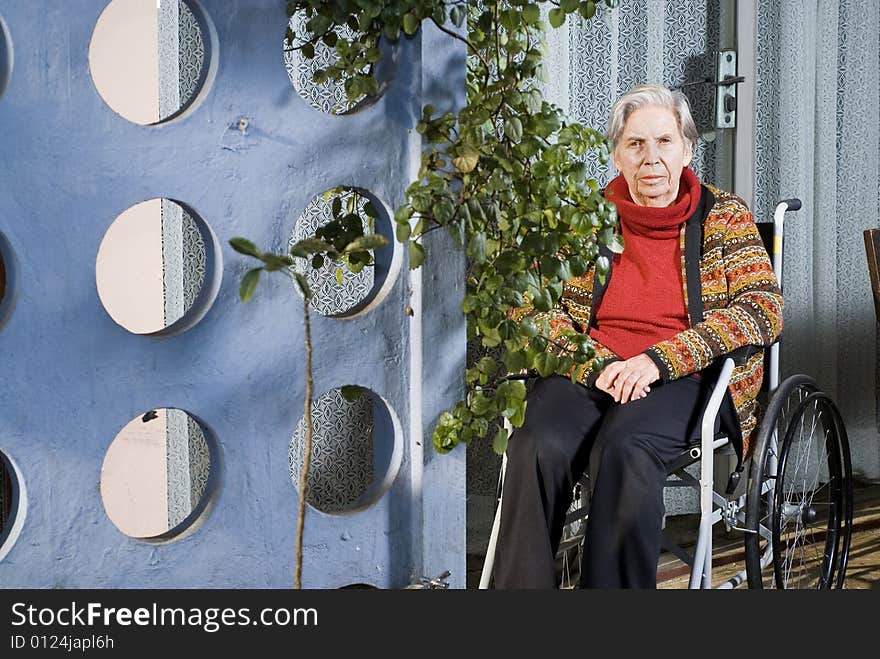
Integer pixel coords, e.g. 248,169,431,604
232,0,621,460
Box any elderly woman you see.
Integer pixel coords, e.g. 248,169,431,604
494,84,783,589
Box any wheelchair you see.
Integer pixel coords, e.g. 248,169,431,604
480,199,854,589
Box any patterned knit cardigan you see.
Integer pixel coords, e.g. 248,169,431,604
512,184,783,459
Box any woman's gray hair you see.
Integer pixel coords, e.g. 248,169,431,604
606,84,698,152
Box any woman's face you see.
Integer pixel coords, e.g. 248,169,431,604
612,104,693,207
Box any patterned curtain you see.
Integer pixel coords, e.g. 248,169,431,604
158,0,204,120
158,4,211,519
166,410,211,529
754,0,880,480
289,389,375,513
565,1,723,187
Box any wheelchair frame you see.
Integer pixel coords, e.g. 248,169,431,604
480,198,854,589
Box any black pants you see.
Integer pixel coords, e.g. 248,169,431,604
493,374,720,589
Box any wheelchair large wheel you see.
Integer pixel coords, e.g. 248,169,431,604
744,375,853,588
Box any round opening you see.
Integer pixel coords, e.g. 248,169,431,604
338,583,378,589
100,408,217,541
283,9,384,115
289,188,398,318
88,0,215,125
0,449,27,562
0,14,13,99
289,386,402,515
96,198,221,335
0,231,18,331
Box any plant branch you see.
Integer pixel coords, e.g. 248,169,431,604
429,17,491,72
293,298,314,589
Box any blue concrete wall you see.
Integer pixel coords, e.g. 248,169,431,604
0,0,466,588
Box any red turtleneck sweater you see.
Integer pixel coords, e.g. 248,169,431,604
588,168,701,360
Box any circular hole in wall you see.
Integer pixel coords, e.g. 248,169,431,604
289,386,402,515
0,231,18,331
0,449,27,562
89,0,215,125
96,198,221,335
283,9,385,115
289,188,398,318
0,14,13,99
338,583,378,589
101,408,217,540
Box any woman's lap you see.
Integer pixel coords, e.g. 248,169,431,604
511,374,718,474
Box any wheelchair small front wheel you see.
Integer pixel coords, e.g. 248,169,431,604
745,375,853,588
555,478,589,588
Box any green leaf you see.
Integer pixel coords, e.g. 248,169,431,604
229,237,262,259
524,89,543,114
578,1,597,19
519,316,539,337
534,352,560,378
596,255,610,285
502,349,527,373
290,238,334,256
335,267,344,285
469,392,493,416
548,8,566,28
467,231,487,262
531,287,553,312
340,385,365,402
261,253,293,272
492,426,509,455
476,356,498,377
396,221,411,242
408,241,425,269
239,268,261,302
403,13,419,35
293,272,313,300
308,14,332,37
569,256,588,277
344,233,389,253
481,326,502,347
505,380,528,402
452,144,480,174
607,232,625,254
522,4,541,24
504,116,523,142
508,400,527,428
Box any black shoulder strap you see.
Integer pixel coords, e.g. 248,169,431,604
684,185,714,325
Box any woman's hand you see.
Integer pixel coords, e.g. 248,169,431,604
595,354,661,404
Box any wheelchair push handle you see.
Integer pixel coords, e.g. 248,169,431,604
767,197,800,393
777,198,802,212
771,197,801,280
